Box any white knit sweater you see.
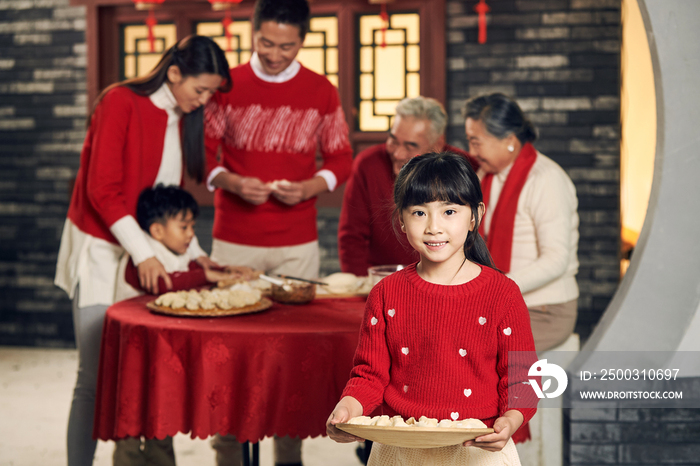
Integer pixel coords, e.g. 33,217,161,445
482,152,579,308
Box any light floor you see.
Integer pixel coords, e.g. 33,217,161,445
0,347,361,466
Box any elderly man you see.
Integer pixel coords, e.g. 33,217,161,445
338,97,476,276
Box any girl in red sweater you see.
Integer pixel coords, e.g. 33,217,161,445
327,152,538,465
55,36,231,466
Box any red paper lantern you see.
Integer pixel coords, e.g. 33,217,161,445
474,0,490,44
132,0,165,53
208,0,244,52
369,0,393,48
209,0,243,10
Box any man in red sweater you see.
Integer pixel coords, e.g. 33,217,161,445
338,97,478,276
203,1,352,465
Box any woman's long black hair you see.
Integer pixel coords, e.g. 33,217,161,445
89,35,232,183
393,152,495,269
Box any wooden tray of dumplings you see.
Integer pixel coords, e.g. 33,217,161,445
336,424,493,449
146,298,273,318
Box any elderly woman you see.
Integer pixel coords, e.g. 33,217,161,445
464,93,579,353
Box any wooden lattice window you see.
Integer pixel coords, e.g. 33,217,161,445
195,20,253,69
357,12,420,132
120,24,177,80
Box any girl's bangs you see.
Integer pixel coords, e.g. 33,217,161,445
401,162,468,208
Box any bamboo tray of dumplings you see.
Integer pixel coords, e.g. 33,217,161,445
336,424,493,449
146,297,273,317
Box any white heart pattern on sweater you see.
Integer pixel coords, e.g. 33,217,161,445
388,309,396,317
401,347,409,355
503,327,512,336
479,317,487,325
451,412,459,421
371,317,378,326
464,389,472,397
459,349,467,357
403,385,408,393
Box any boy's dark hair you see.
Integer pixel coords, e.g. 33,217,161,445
137,185,199,232
253,0,310,39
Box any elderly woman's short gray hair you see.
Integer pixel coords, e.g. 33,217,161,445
395,97,447,143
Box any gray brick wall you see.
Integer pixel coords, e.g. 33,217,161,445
0,0,86,346
446,0,621,342
564,404,700,465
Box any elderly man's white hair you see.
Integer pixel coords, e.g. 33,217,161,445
394,96,447,143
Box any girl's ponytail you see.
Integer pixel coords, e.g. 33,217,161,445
466,220,496,270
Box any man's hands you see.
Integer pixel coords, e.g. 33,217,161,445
270,180,305,205
137,257,172,295
326,396,365,444
462,410,524,452
270,176,330,205
213,172,272,205
212,172,329,206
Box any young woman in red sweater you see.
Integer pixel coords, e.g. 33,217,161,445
327,152,539,465
55,36,231,466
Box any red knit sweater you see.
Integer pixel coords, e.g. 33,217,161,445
341,263,538,431
338,144,477,276
67,87,170,243
124,259,208,294
204,64,353,247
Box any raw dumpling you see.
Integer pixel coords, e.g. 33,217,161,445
416,416,438,427
438,419,454,428
216,296,233,310
200,299,216,310
374,415,392,427
456,418,488,429
347,416,372,425
391,416,409,427
322,273,360,294
170,296,186,309
155,292,177,307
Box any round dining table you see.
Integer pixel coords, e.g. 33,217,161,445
93,294,366,451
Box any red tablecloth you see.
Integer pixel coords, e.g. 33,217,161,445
93,295,366,442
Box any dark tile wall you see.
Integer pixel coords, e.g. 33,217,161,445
445,0,622,342
0,0,86,347
564,404,700,465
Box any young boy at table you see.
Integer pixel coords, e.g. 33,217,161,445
114,184,237,464
116,184,233,301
